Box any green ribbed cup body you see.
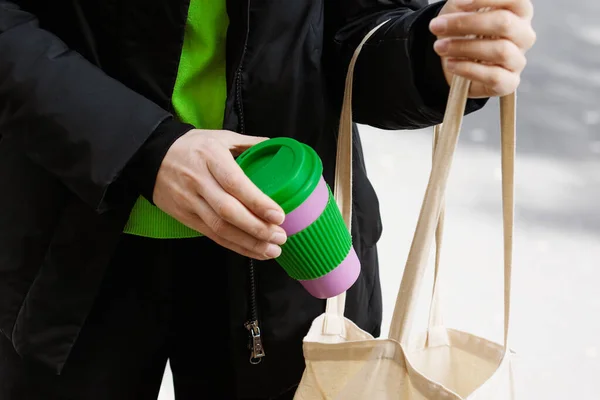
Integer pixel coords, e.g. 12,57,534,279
236,138,351,281
276,189,351,280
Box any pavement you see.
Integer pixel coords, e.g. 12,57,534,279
160,0,600,398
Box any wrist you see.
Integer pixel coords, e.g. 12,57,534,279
124,118,194,204
411,1,452,108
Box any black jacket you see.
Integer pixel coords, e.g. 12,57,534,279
0,0,485,397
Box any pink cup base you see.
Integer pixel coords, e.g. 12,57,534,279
299,247,360,299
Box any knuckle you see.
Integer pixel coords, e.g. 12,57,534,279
491,85,506,97
484,85,497,98
488,71,505,91
222,170,240,190
203,135,220,147
169,204,188,223
251,240,269,255
452,40,465,55
516,53,527,71
457,61,472,76
529,28,538,47
210,216,227,235
494,75,519,96
198,136,220,156
512,75,522,91
252,224,271,241
496,10,513,35
525,1,535,18
169,187,187,206
497,41,513,62
215,199,236,220
249,197,266,216
454,16,466,32
181,170,199,190
195,177,211,196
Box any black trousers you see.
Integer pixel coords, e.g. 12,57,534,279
0,235,295,400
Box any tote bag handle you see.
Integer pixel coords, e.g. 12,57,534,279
388,80,516,349
323,20,516,352
323,20,390,335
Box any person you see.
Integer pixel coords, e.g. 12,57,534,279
0,0,535,398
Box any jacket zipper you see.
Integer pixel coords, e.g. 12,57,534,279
244,260,265,364
234,0,265,365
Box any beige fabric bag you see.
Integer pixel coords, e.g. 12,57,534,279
294,20,517,400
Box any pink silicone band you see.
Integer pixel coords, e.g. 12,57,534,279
299,247,360,299
280,177,329,236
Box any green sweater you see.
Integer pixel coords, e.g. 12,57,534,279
123,1,229,239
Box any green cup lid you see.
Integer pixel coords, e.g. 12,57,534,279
236,137,323,214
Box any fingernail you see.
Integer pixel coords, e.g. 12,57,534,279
445,59,457,71
434,39,449,55
270,231,287,245
265,244,282,258
455,0,474,6
265,209,285,225
430,18,447,34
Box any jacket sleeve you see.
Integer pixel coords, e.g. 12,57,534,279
0,1,190,212
122,118,194,205
331,0,487,130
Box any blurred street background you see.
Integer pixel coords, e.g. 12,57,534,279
160,0,600,398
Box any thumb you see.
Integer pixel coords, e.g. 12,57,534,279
437,1,460,17
222,131,269,156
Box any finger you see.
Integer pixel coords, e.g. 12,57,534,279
206,232,277,261
186,199,282,260
434,38,526,72
430,10,535,50
196,170,287,245
206,148,285,225
166,192,281,259
445,59,520,97
453,0,534,20
220,131,269,156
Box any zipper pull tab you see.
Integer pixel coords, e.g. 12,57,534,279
244,320,265,364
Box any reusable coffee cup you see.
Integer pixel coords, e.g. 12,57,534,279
236,137,360,299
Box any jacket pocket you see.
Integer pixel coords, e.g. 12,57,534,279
11,194,129,373
0,138,67,342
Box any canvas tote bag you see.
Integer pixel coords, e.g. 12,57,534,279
294,20,517,400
